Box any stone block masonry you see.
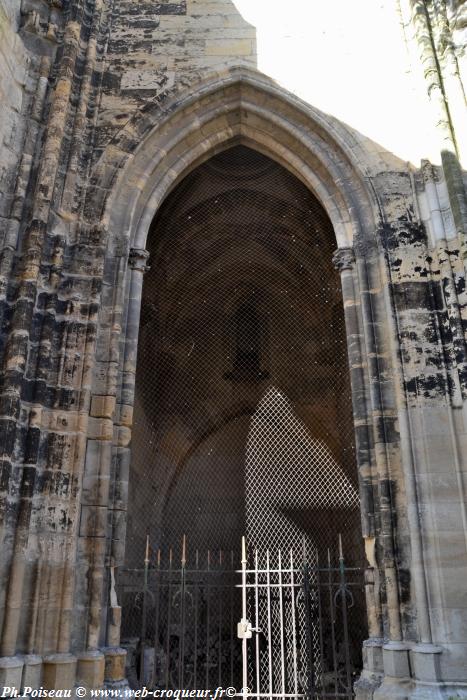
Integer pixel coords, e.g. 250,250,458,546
0,0,465,697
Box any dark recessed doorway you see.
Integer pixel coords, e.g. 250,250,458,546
126,145,363,567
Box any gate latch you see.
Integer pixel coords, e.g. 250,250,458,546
237,618,261,639
237,618,252,639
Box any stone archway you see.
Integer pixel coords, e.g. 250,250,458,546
77,67,429,696
120,138,370,694
0,15,464,691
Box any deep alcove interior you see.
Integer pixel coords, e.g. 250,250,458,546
126,145,363,568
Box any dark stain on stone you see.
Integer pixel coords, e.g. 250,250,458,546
374,415,399,445
0,461,12,491
24,427,41,464
405,373,448,398
392,280,443,311
0,418,18,456
20,465,36,498
397,568,411,604
379,221,427,251
122,1,186,15
458,366,467,389
456,275,465,295
39,470,76,498
128,19,161,29
423,316,438,344
101,71,121,90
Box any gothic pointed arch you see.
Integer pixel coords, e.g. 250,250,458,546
85,64,415,669
92,65,394,255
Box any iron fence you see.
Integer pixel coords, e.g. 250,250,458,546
117,536,366,698
118,540,243,690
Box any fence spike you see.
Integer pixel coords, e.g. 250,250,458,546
144,534,150,566
181,533,187,567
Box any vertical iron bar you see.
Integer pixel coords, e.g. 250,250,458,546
278,550,286,697
165,548,173,690
218,550,223,688
338,535,352,697
327,549,338,699
266,549,273,700
289,550,298,700
206,550,211,690
194,549,199,691
315,555,325,699
241,537,248,700
254,550,260,700
230,550,234,688
303,549,315,699
178,535,187,688
151,549,162,689
140,535,150,685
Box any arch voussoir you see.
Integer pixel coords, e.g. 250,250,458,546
96,66,387,254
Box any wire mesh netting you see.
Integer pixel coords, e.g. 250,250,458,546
246,386,360,560
120,144,367,688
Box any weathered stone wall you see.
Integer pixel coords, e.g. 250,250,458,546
374,167,467,687
0,1,30,248
0,0,466,696
96,0,256,157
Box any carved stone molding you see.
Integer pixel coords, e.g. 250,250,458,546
20,1,62,42
420,158,439,185
332,246,355,272
128,248,150,273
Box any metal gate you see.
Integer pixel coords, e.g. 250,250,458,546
118,536,365,698
238,537,363,699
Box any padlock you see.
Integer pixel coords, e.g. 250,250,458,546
237,619,253,639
